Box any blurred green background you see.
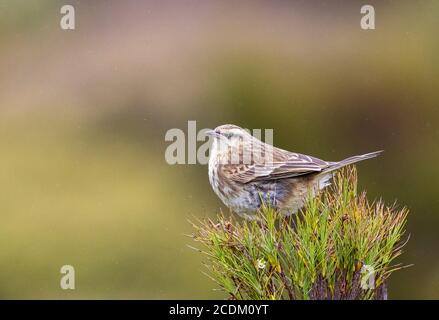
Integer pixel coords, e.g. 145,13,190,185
0,0,438,299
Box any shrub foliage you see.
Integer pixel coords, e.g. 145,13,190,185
191,167,409,300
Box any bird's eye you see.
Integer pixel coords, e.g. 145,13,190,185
215,130,234,139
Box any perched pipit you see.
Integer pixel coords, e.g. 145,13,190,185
207,124,382,219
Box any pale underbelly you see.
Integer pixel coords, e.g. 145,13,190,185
216,182,287,216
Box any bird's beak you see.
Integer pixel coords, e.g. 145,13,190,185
206,130,221,138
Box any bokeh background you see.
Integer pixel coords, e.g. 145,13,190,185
0,0,438,299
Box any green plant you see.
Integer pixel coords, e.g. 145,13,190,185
191,167,409,300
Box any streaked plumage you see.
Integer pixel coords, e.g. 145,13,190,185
207,124,382,219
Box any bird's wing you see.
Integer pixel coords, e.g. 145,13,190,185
225,150,330,184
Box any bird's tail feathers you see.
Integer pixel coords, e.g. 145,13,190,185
323,150,383,173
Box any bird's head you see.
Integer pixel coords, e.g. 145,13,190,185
207,125,264,164
206,124,252,146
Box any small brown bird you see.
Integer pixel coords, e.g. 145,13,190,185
207,124,382,219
